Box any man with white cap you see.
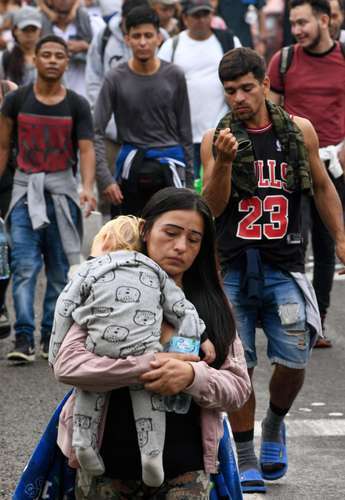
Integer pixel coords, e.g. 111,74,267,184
159,0,241,179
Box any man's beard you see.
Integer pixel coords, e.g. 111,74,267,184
305,25,322,50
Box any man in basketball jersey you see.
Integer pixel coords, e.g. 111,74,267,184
201,47,345,494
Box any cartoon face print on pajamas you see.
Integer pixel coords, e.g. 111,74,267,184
102,325,129,343
119,334,157,357
74,414,92,430
89,254,112,269
91,306,113,317
95,270,116,283
151,394,166,412
80,281,94,302
58,299,78,317
172,298,194,318
115,286,141,303
94,394,107,412
133,310,156,326
136,418,153,448
139,271,160,289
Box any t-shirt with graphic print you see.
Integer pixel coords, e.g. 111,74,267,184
1,84,93,174
216,123,304,273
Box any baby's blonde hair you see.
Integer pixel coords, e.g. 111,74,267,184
92,216,143,253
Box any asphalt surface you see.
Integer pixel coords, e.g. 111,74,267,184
0,213,344,499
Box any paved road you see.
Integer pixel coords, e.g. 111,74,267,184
0,214,344,499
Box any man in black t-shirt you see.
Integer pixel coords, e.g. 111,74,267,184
201,48,345,494
0,35,96,363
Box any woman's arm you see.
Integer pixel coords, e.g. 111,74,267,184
53,323,199,392
53,323,157,392
141,334,251,414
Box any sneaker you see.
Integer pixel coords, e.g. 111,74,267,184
0,308,11,339
314,334,332,348
7,335,35,363
40,338,50,359
314,315,333,348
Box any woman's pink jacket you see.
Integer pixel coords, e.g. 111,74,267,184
53,323,251,474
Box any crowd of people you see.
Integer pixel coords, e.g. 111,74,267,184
0,0,345,498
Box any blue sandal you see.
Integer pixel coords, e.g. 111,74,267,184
240,468,267,493
260,423,288,480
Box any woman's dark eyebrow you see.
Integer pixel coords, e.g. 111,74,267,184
163,223,203,237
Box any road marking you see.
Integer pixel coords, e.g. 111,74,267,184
254,419,345,437
311,402,325,407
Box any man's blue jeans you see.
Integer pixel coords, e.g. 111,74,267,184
9,194,78,347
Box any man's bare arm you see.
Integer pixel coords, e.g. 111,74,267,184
295,116,345,270
0,115,13,178
78,139,96,216
201,128,238,217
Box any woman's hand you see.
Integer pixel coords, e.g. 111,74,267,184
140,353,199,395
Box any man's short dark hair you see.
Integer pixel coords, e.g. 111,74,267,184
122,0,149,19
218,47,266,84
35,35,69,54
289,0,331,17
333,0,345,12
125,5,160,32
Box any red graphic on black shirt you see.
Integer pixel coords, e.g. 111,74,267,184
236,160,290,240
17,112,75,173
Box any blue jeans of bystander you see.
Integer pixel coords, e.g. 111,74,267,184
9,194,78,347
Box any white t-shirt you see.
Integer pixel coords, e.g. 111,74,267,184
53,16,103,98
159,31,239,143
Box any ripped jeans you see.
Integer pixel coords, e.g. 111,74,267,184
224,265,310,369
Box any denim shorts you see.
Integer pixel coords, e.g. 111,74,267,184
223,265,310,369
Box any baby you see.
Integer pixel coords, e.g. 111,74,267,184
49,216,215,488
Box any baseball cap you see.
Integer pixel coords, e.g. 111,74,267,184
182,0,213,15
157,0,177,5
13,6,42,30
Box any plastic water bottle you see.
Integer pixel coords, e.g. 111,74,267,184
0,218,10,280
164,335,200,414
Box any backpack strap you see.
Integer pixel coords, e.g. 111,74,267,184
212,28,235,53
100,24,112,65
1,49,10,78
171,33,180,63
279,45,294,76
11,83,34,118
339,41,345,59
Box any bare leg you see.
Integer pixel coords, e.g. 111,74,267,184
269,364,305,408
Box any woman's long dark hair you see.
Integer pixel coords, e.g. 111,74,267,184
3,42,25,85
141,187,236,369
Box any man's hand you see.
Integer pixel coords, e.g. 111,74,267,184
103,182,124,205
140,352,199,395
67,39,89,54
79,189,97,217
336,239,345,275
214,128,238,164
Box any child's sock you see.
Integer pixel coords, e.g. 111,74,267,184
76,445,105,476
141,451,164,487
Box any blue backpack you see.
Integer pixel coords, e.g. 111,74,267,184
14,394,242,500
